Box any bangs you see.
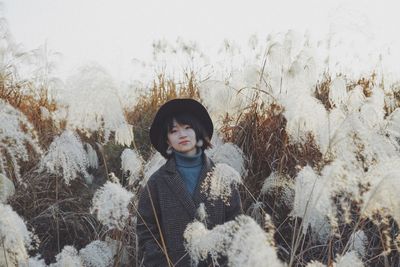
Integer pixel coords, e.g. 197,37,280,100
167,113,198,131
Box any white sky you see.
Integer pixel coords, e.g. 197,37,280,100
2,0,400,81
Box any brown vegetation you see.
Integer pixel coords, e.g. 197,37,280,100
0,70,59,147
2,62,400,266
126,72,200,160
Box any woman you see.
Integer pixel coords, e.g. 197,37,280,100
136,98,242,267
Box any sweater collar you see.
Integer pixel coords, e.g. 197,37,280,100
174,149,203,168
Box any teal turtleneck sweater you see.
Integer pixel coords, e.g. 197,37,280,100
174,149,203,196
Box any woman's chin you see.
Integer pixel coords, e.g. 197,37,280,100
177,147,197,155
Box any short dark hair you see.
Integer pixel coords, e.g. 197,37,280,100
157,112,212,158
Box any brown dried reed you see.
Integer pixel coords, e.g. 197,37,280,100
10,171,104,264
0,71,59,147
126,72,200,160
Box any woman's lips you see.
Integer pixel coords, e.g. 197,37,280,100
179,141,190,144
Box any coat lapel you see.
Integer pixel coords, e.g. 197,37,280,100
163,158,197,217
164,155,215,218
193,155,214,206
193,156,225,227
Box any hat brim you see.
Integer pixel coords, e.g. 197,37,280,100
150,98,213,155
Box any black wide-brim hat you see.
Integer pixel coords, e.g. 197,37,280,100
150,98,213,154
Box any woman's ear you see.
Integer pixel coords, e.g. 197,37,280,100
196,139,203,147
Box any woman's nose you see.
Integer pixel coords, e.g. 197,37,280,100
178,130,187,138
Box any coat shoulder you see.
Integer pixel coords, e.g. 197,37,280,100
146,163,169,186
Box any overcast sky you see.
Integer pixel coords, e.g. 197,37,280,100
2,0,400,81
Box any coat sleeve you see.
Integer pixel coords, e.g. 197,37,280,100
225,185,243,222
136,178,169,267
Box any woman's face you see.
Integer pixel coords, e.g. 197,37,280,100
167,119,197,156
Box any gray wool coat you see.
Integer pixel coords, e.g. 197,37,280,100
136,153,242,267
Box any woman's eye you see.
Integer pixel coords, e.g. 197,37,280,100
185,126,191,129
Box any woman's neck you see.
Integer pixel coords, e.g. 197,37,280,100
174,149,203,167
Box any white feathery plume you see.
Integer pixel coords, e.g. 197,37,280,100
59,64,133,145
319,159,363,197
201,163,242,204
261,172,295,208
359,87,385,129
142,152,166,186
384,90,399,114
120,148,143,186
233,61,261,83
348,230,367,258
327,107,347,146
334,251,364,267
328,114,397,167
0,173,15,203
210,133,224,147
90,181,134,230
281,94,329,153
385,108,400,149
85,143,98,169
247,201,265,225
306,261,326,267
282,30,305,62
184,215,285,267
262,32,318,98
79,240,117,267
0,18,20,70
196,203,208,224
346,85,366,114
261,172,292,195
39,106,51,120
282,47,318,96
39,130,91,185
263,31,307,96
184,220,220,265
0,100,42,181
359,102,384,129
206,135,247,177
227,216,283,267
305,251,363,267
114,123,134,147
292,129,400,240
229,64,260,94
361,158,400,224
51,106,68,127
199,80,246,127
20,255,47,267
264,42,287,96
329,77,348,108
292,138,400,240
291,166,333,240
0,203,35,266
49,246,82,267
